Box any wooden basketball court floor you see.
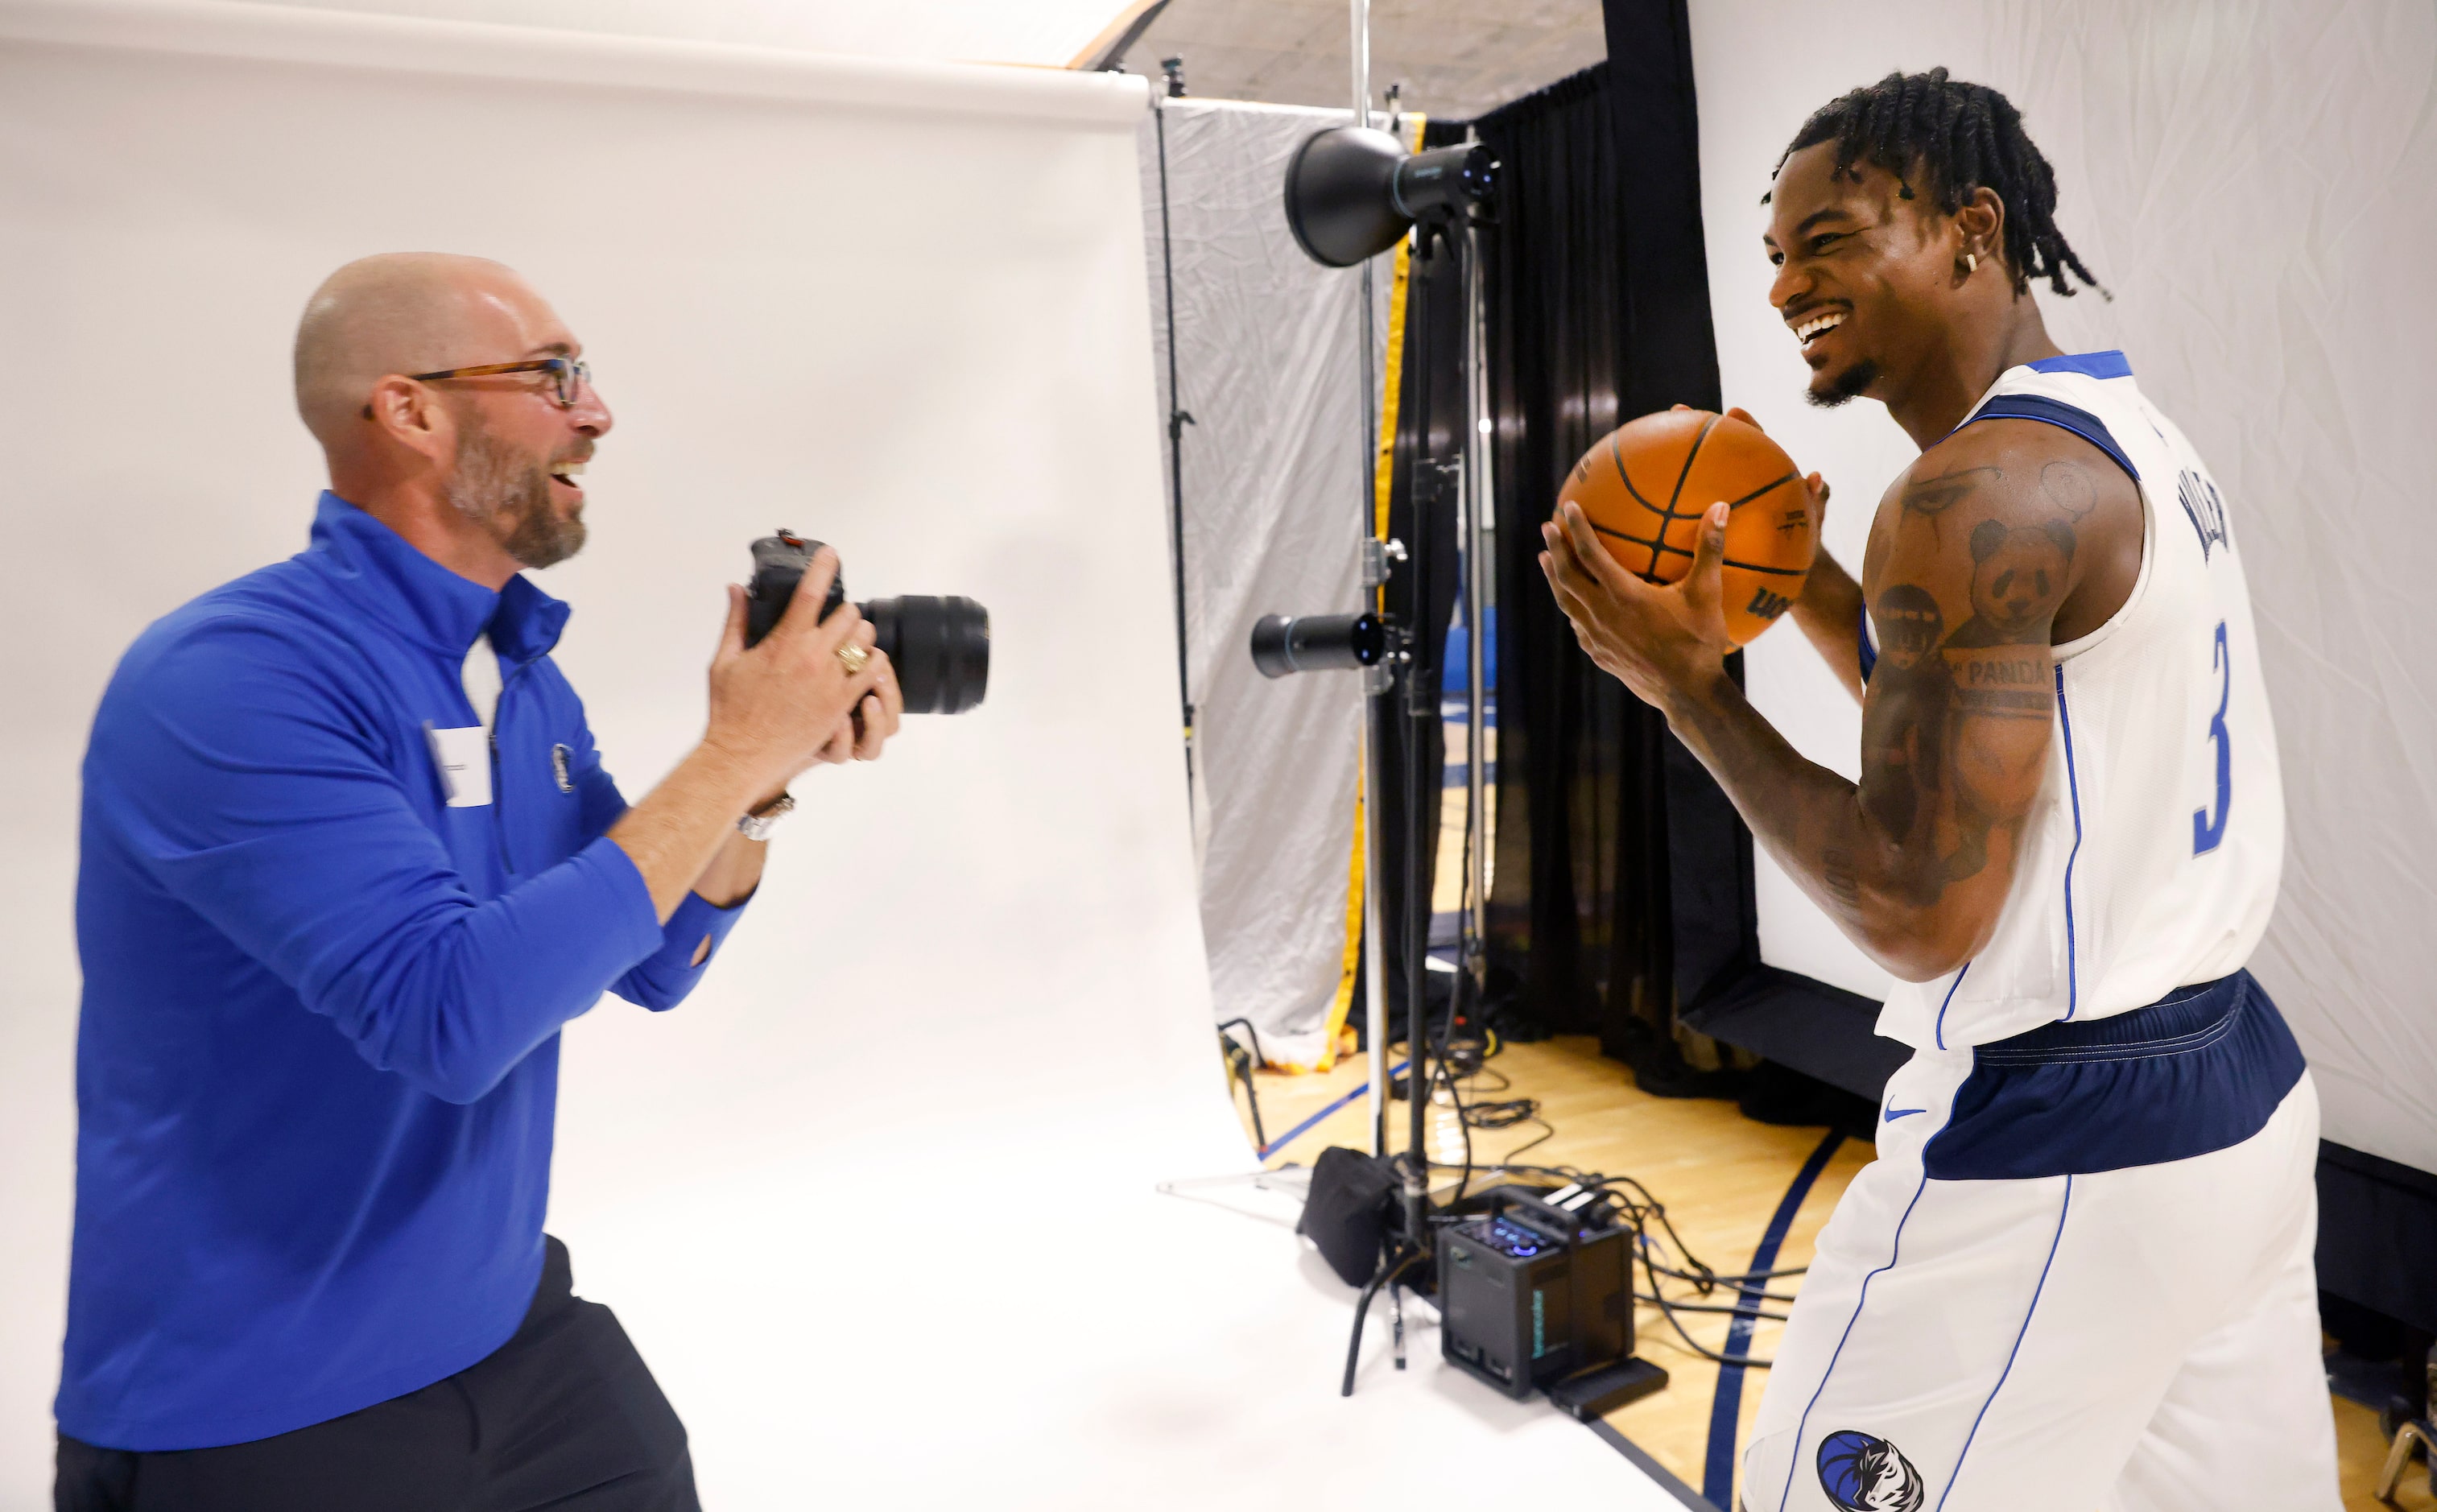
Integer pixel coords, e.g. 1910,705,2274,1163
1226,1037,2428,1510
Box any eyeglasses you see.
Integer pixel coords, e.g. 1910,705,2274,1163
407,356,591,407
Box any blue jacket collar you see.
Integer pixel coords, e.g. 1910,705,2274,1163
305,491,571,666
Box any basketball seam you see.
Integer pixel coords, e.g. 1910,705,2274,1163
1607,431,1663,514
1590,523,1809,576
1653,413,1718,580
1727,470,1801,510
1606,431,1667,580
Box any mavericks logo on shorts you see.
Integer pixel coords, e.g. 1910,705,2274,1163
1817,1429,1924,1511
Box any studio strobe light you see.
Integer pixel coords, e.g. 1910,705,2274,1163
1248,611,1386,679
1282,128,1496,267
1258,97,1501,1405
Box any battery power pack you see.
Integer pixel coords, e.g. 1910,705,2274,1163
1437,1185,1633,1400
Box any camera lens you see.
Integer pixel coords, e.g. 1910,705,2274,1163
863,596,989,714
1249,612,1386,678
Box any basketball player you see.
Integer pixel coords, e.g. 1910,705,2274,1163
1539,70,2337,1510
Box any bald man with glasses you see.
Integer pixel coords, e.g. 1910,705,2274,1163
55,253,901,1511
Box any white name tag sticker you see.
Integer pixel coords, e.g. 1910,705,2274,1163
424,724,492,808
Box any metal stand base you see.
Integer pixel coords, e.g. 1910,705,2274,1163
1340,1248,1423,1395
1155,1167,1311,1200
2378,1417,2434,1502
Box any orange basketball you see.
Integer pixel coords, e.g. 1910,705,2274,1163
1557,409,1815,645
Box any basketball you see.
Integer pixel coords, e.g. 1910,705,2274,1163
1556,409,1815,645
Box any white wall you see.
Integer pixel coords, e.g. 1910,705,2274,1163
1689,0,2437,1171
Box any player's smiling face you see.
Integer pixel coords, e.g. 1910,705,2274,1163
1765,143,1956,410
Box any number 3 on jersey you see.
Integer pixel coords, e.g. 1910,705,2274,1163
2194,620,2232,854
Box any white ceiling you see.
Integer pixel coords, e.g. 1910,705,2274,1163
1106,0,1606,121
233,0,1604,120
238,0,1143,66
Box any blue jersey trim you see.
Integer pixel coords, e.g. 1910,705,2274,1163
1857,602,1877,685
1933,963,1970,1051
1963,395,2140,484
1923,972,2306,1180
1773,1163,1938,1512
1936,1175,2072,1510
2026,349,2132,380
2055,667,2084,1020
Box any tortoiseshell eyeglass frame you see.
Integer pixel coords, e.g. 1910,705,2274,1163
407,356,590,407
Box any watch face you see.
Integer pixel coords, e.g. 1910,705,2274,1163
739,794,791,841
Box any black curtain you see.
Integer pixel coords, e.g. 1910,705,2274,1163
1471,67,1657,1049
1464,11,1903,1109
1368,118,1470,1031
1471,14,1733,1065
1597,0,1764,1023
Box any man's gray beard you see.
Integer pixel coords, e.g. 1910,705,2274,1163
445,411,586,570
1805,357,1881,410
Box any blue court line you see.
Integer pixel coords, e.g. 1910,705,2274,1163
1701,1128,1845,1508
1258,1060,1407,1161
1588,1419,1724,1510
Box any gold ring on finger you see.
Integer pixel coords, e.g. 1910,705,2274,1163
835,642,871,675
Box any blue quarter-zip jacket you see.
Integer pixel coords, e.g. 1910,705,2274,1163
60,493,747,1451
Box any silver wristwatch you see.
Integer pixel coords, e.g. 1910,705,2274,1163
736,792,795,842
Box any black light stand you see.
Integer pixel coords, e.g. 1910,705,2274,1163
1266,65,1497,1396
1340,204,1476,1396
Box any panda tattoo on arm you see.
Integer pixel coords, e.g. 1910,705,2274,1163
1832,419,2138,963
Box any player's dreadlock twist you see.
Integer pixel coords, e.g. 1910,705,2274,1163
1773,68,2107,300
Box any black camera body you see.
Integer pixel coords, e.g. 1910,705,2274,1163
745,531,989,716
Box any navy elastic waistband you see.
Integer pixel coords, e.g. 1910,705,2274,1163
1924,969,2305,1180
1976,973,2248,1065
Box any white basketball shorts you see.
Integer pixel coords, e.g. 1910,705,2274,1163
1741,971,2339,1511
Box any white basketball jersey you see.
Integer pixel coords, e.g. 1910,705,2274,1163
1871,351,2285,1050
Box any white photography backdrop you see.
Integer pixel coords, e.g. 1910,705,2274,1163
0,2,1667,1506
1141,97,1380,1072
1689,0,2437,1174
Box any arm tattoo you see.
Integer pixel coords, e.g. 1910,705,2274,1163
1859,508,2073,901
1900,465,2002,518
2039,461,2097,519
1860,584,1947,847
1657,439,2095,960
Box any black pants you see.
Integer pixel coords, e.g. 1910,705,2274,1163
57,1237,699,1512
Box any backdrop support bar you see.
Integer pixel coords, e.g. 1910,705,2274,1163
1151,81,1196,788
1348,0,1368,130
1461,204,1489,989
1354,0,1385,1155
